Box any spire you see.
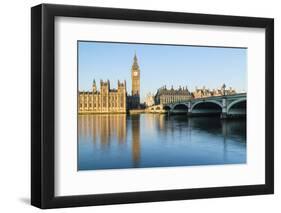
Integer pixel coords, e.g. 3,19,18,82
132,53,139,70
92,79,97,92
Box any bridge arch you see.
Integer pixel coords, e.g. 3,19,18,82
227,98,246,115
172,103,189,111
191,100,223,111
163,105,171,111
191,100,222,115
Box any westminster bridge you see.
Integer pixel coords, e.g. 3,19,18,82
146,93,246,118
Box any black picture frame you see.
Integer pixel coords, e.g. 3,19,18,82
31,3,274,209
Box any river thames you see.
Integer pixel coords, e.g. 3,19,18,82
78,114,246,170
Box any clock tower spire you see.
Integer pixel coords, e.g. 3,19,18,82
131,53,140,97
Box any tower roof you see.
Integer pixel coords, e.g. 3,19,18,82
155,86,191,96
132,53,139,70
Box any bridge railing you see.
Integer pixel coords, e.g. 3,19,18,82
162,93,246,106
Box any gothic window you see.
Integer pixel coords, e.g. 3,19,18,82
103,97,106,107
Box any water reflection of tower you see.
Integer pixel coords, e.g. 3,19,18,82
117,114,126,144
100,115,110,147
131,115,141,167
97,114,127,146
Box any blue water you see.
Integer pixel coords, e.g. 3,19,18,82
78,114,246,170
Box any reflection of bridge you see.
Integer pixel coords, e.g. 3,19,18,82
146,93,246,118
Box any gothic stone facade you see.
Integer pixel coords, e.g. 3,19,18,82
79,80,127,113
154,86,192,105
192,84,236,99
144,92,155,107
79,54,140,113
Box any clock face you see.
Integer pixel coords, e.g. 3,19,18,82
133,71,138,76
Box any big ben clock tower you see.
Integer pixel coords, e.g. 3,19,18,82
131,53,140,100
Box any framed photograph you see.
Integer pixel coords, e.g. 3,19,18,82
31,4,274,209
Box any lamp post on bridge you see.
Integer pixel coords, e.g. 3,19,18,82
220,83,228,119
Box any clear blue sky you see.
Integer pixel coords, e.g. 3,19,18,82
78,41,247,102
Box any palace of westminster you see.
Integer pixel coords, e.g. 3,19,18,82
78,54,236,113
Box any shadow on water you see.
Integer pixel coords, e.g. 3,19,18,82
157,114,246,140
